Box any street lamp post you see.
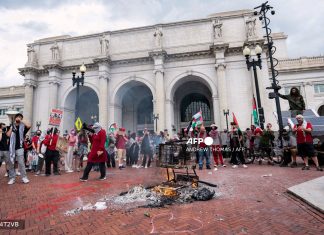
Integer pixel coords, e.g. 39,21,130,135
223,109,229,131
243,44,265,129
72,63,86,122
152,113,159,132
254,1,284,139
36,121,41,131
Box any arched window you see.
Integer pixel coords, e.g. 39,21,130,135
180,93,211,122
318,105,324,116
137,96,153,124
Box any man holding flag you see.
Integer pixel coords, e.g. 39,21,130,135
230,113,247,168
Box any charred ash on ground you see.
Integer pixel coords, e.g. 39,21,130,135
64,182,218,216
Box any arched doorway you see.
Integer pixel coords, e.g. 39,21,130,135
173,79,214,131
114,81,154,133
63,86,99,131
318,105,324,116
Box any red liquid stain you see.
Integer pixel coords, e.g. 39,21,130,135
51,182,82,189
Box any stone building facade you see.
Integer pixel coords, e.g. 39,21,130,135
1,9,323,132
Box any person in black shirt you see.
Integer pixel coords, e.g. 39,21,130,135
0,123,11,174
6,113,31,185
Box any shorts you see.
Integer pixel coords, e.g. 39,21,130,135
297,143,315,158
0,151,9,162
78,145,88,157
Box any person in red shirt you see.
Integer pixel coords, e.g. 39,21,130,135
80,123,107,181
32,130,41,151
293,115,323,171
43,127,60,176
115,128,128,170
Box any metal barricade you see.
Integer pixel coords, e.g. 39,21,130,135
157,140,198,182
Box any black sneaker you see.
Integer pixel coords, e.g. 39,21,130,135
206,166,211,170
79,178,88,182
99,176,106,180
290,162,297,168
316,166,323,171
302,165,310,170
54,172,61,175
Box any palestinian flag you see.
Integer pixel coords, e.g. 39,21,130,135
252,96,259,126
232,112,239,127
191,110,203,129
232,113,241,132
109,123,118,133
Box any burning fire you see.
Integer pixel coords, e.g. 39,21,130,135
153,186,178,197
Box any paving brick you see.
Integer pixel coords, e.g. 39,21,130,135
1,162,324,234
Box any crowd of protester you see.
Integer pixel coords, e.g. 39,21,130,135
0,113,323,185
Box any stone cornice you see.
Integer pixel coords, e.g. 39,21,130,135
18,66,39,76
210,43,229,52
149,50,168,58
0,86,25,98
28,11,250,46
43,64,63,71
276,56,324,73
167,50,212,61
93,56,112,65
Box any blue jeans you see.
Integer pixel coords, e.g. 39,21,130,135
198,148,210,168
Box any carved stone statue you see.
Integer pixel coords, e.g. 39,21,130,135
212,18,223,40
50,41,60,61
153,27,163,48
246,16,256,38
99,34,109,56
26,45,37,66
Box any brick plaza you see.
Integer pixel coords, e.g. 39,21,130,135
0,163,323,235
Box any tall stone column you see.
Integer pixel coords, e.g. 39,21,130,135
213,44,228,130
165,99,173,133
97,60,110,131
23,71,37,127
47,67,62,111
212,95,221,128
150,51,167,132
300,81,314,109
215,63,227,129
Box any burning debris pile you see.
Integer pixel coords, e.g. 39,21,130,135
113,181,217,208
65,141,218,216
64,181,217,216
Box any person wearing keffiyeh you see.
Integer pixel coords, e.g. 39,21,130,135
80,122,107,181
293,115,323,171
6,113,31,185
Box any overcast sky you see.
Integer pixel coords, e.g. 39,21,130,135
1,0,323,87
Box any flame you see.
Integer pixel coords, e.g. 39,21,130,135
192,179,198,188
153,186,177,197
163,187,177,197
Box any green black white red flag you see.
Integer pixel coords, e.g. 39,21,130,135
252,95,260,127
